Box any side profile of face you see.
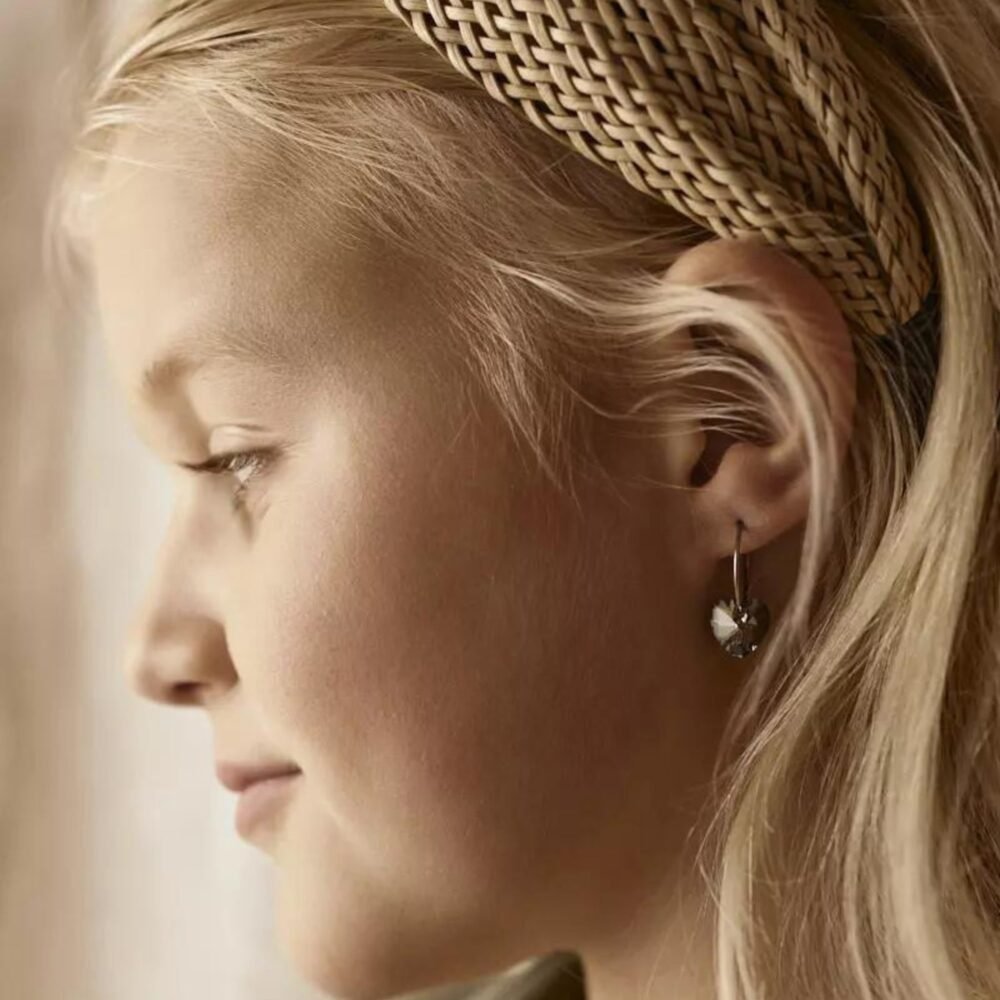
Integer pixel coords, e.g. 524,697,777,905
89,111,812,1000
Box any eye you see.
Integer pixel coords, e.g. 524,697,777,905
179,448,275,512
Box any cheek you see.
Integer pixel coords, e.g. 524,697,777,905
225,401,692,916
241,421,591,819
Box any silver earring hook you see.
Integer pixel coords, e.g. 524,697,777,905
733,519,747,608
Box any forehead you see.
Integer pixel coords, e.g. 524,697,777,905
89,112,381,406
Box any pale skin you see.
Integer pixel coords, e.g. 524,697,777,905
89,117,856,1000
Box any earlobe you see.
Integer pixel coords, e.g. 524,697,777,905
665,237,857,561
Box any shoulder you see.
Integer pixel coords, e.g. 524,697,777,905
408,952,586,1000
463,952,586,1000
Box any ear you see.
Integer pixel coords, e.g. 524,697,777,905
663,237,857,562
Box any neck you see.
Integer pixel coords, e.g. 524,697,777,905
578,861,717,1000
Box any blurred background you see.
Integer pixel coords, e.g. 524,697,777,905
0,2,332,997
1,4,521,999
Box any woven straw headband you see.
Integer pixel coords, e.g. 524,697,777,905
383,0,941,341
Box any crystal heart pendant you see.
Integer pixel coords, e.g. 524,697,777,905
710,596,770,659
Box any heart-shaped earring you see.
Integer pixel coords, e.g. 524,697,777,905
710,519,770,658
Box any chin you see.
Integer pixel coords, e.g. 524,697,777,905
268,799,545,999
274,916,501,1000
272,872,537,1000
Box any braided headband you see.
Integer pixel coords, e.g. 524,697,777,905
383,0,940,340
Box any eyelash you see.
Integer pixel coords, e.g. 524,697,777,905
181,449,274,512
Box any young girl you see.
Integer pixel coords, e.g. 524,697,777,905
51,1,1000,998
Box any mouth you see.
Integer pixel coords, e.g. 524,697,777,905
234,769,303,840
215,760,301,793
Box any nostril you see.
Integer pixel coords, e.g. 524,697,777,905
170,681,205,706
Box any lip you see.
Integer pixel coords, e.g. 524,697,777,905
216,760,301,793
235,771,302,839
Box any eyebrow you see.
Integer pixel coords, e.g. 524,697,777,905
138,328,301,405
141,351,201,401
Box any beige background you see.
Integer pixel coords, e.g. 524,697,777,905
0,2,328,997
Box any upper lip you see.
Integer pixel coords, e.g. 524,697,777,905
215,760,302,793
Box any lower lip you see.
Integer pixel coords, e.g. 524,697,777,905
235,771,302,839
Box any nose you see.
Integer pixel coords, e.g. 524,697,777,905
123,502,238,709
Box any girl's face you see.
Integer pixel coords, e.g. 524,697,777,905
91,121,740,998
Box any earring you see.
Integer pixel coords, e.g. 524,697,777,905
710,519,770,658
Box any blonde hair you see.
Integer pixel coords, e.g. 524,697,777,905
51,1,1000,998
